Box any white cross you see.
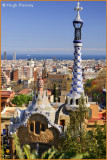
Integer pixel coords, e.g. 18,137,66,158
74,2,83,21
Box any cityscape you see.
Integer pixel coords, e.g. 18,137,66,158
1,1,106,159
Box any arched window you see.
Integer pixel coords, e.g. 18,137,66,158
70,99,73,105
65,98,67,104
30,122,34,132
76,99,79,105
60,120,65,132
35,121,40,134
41,124,45,131
58,97,60,102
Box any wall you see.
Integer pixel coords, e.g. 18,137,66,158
17,114,59,147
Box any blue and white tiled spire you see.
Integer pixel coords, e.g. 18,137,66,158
66,2,90,110
70,2,83,95
70,45,84,94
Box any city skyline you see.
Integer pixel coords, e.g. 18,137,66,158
1,1,106,56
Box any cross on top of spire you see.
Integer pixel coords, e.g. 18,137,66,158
74,2,83,21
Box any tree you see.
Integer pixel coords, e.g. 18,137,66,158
84,76,106,104
84,79,94,88
53,83,58,102
83,123,106,159
58,94,106,159
41,146,61,159
1,144,6,159
13,134,24,159
58,93,88,155
41,146,87,159
95,68,106,90
11,94,33,106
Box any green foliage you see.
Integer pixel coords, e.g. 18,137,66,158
84,79,94,88
1,144,6,159
84,76,106,106
58,94,106,159
13,133,39,159
58,94,87,155
13,133,24,159
41,146,59,159
23,144,39,159
83,124,106,159
53,83,58,102
11,94,32,106
41,146,88,159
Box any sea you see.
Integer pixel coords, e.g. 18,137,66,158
1,53,106,61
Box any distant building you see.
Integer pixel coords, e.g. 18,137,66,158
11,68,22,81
13,52,16,60
33,70,37,82
47,73,72,96
27,59,34,67
13,69,19,81
22,78,34,89
1,90,15,111
53,56,55,61
1,71,8,85
87,103,106,131
17,88,33,96
4,51,7,60
42,67,47,79
22,66,34,79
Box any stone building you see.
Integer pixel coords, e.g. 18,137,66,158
9,77,64,158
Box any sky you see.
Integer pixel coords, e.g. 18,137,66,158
1,1,106,56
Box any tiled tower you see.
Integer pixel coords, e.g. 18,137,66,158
66,2,90,110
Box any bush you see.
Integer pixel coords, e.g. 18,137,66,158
11,94,33,106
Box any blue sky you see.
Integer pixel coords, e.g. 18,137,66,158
1,1,106,56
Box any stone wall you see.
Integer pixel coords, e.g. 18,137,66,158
17,113,59,147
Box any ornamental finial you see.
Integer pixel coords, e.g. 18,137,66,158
74,2,83,21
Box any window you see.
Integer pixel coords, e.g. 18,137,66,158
87,125,94,128
41,124,45,131
76,99,79,105
30,122,34,132
60,120,65,132
35,121,40,134
29,121,46,134
70,99,73,105
89,109,92,118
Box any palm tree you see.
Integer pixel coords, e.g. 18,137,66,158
23,144,39,159
41,146,61,159
13,133,39,159
13,134,24,159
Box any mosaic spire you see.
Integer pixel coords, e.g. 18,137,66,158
71,2,84,96
66,2,85,109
